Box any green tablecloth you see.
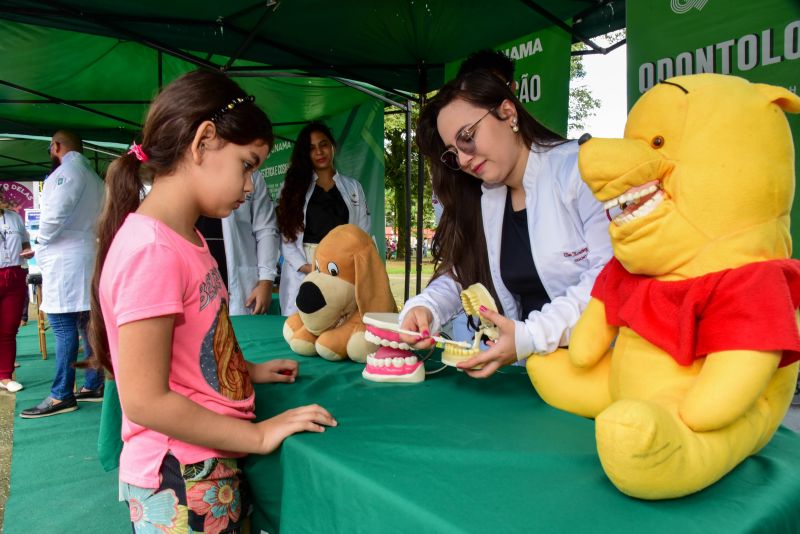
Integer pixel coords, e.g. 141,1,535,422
100,316,800,533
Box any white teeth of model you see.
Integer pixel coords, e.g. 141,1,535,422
367,356,374,366
603,198,619,210
404,356,416,366
392,357,404,368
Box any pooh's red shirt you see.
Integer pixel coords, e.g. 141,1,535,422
592,258,800,367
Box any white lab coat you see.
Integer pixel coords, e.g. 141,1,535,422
0,209,29,268
400,142,612,359
222,171,280,316
35,151,104,313
278,172,371,315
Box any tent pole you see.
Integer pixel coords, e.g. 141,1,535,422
158,51,163,90
331,78,408,111
223,4,276,70
415,71,427,294
33,0,220,71
518,0,606,53
221,22,416,103
0,79,141,128
404,99,413,302
0,154,49,169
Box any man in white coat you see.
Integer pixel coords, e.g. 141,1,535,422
222,170,280,316
21,131,105,419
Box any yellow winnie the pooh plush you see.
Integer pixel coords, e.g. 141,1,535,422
527,74,800,499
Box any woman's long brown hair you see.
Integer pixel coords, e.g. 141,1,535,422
276,122,336,242
88,70,274,375
417,70,565,309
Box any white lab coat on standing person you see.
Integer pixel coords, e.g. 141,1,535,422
279,172,371,316
400,142,612,360
222,171,280,316
35,151,104,313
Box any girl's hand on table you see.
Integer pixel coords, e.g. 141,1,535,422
457,307,517,378
398,306,436,349
247,359,298,384
256,404,337,454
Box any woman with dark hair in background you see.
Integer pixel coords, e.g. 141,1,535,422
276,122,371,315
399,70,612,378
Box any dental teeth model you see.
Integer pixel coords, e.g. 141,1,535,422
441,283,499,368
361,285,499,381
362,313,425,383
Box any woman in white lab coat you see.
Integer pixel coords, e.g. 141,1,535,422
276,122,371,316
399,71,612,378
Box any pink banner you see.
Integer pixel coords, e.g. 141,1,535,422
0,181,35,221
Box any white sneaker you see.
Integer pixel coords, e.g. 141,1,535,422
0,380,23,393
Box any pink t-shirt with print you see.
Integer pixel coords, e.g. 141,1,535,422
99,213,255,488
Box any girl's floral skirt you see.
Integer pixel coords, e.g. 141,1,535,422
120,454,249,534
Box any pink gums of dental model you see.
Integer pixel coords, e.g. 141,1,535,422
362,345,425,383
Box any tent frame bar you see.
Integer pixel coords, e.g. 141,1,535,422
403,99,413,301
520,0,611,54
0,79,141,128
0,99,150,104
572,38,626,56
34,0,221,71
223,2,278,70
331,78,409,112
0,153,49,169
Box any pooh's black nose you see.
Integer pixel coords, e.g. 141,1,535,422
578,133,592,145
296,282,326,314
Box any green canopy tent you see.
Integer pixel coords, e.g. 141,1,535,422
0,0,625,297
0,0,624,92
0,134,125,181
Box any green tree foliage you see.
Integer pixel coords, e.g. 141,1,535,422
569,29,626,136
384,107,435,260
569,46,601,136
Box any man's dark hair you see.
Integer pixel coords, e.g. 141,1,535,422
456,49,515,84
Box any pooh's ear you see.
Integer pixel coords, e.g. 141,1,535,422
754,83,800,113
353,241,397,315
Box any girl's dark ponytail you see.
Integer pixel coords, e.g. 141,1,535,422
88,152,145,375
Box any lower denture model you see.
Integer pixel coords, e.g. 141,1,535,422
362,313,426,383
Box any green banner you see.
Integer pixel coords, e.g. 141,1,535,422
261,100,386,257
445,25,571,137
627,0,800,254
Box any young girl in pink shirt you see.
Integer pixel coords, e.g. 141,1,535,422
89,70,336,533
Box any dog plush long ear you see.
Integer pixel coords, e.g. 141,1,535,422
354,240,397,315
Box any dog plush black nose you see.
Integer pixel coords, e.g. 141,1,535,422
578,133,592,145
296,282,326,314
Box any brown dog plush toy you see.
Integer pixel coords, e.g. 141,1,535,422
283,224,397,362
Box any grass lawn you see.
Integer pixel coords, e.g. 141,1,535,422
385,258,434,275
384,259,435,308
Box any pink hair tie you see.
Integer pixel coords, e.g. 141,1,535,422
128,142,149,162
